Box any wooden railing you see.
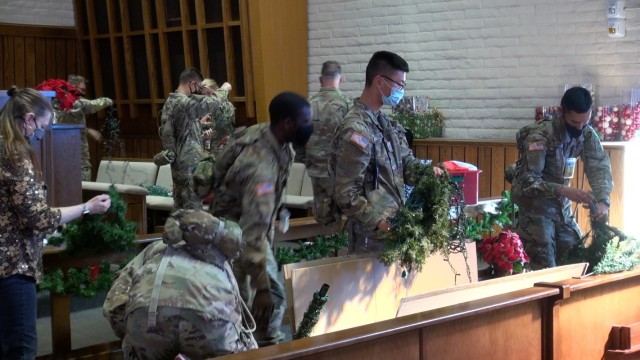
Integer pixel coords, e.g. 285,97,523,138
217,269,640,360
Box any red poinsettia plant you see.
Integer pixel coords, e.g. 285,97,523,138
477,230,530,276
35,79,82,111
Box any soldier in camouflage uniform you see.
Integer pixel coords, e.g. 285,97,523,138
329,51,443,253
511,87,613,269
200,78,236,155
210,92,312,346
103,209,258,359
300,61,352,224
57,75,113,181
158,68,228,210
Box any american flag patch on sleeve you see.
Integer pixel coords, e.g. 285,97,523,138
528,142,545,151
256,181,274,196
349,132,369,149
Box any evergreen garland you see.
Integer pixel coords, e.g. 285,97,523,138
39,186,138,297
593,237,640,274
47,186,137,254
101,106,121,158
275,232,349,269
378,162,453,273
294,284,330,339
559,204,640,274
146,185,172,197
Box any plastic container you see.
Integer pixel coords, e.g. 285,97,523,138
449,169,481,205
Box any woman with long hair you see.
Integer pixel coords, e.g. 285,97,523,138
0,87,112,359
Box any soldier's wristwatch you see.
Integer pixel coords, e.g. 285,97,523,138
82,203,90,215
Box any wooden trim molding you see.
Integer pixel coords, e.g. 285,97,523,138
0,23,77,38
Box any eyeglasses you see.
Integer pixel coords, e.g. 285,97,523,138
380,75,406,90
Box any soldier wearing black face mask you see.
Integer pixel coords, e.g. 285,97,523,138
157,67,227,210
210,92,312,347
510,86,613,269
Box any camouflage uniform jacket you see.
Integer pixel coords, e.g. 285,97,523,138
160,92,225,169
0,138,61,282
56,97,112,170
511,116,613,221
302,87,352,177
210,123,293,291
193,90,236,155
329,100,420,232
103,241,243,340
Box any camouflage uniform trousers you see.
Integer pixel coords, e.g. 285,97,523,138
346,219,384,254
122,306,257,360
80,127,92,181
233,246,285,345
516,209,581,269
171,168,203,211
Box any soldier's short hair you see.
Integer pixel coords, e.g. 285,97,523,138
269,92,309,125
67,74,88,85
365,51,409,86
321,61,342,79
561,87,592,114
179,67,204,85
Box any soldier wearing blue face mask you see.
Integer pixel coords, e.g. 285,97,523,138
328,51,444,253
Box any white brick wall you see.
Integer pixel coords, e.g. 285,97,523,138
308,0,640,140
0,0,75,27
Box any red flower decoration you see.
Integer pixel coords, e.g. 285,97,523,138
89,264,100,282
35,79,81,111
477,230,530,276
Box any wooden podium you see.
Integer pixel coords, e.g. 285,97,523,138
31,124,84,207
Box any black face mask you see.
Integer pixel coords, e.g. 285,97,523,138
566,124,583,138
291,124,314,147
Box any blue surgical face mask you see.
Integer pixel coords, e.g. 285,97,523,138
379,80,405,106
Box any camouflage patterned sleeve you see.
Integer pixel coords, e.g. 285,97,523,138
395,124,423,186
161,112,177,154
518,133,564,197
74,97,113,115
582,129,613,202
232,150,277,291
102,242,159,339
332,121,383,231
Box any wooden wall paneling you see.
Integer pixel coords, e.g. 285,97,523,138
46,39,57,79
156,0,173,96
504,146,519,190
239,0,255,118
118,0,139,118
65,40,78,81
415,144,428,159
13,36,25,87
477,146,493,199
452,145,465,162
110,0,127,116
24,37,36,86
0,36,3,87
490,146,506,196
427,145,439,163
464,145,478,168
55,39,67,79
4,36,14,87
222,0,235,92
35,38,47,85
142,0,160,118
86,0,105,99
179,0,193,67
439,145,452,163
194,0,208,92
608,147,624,230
